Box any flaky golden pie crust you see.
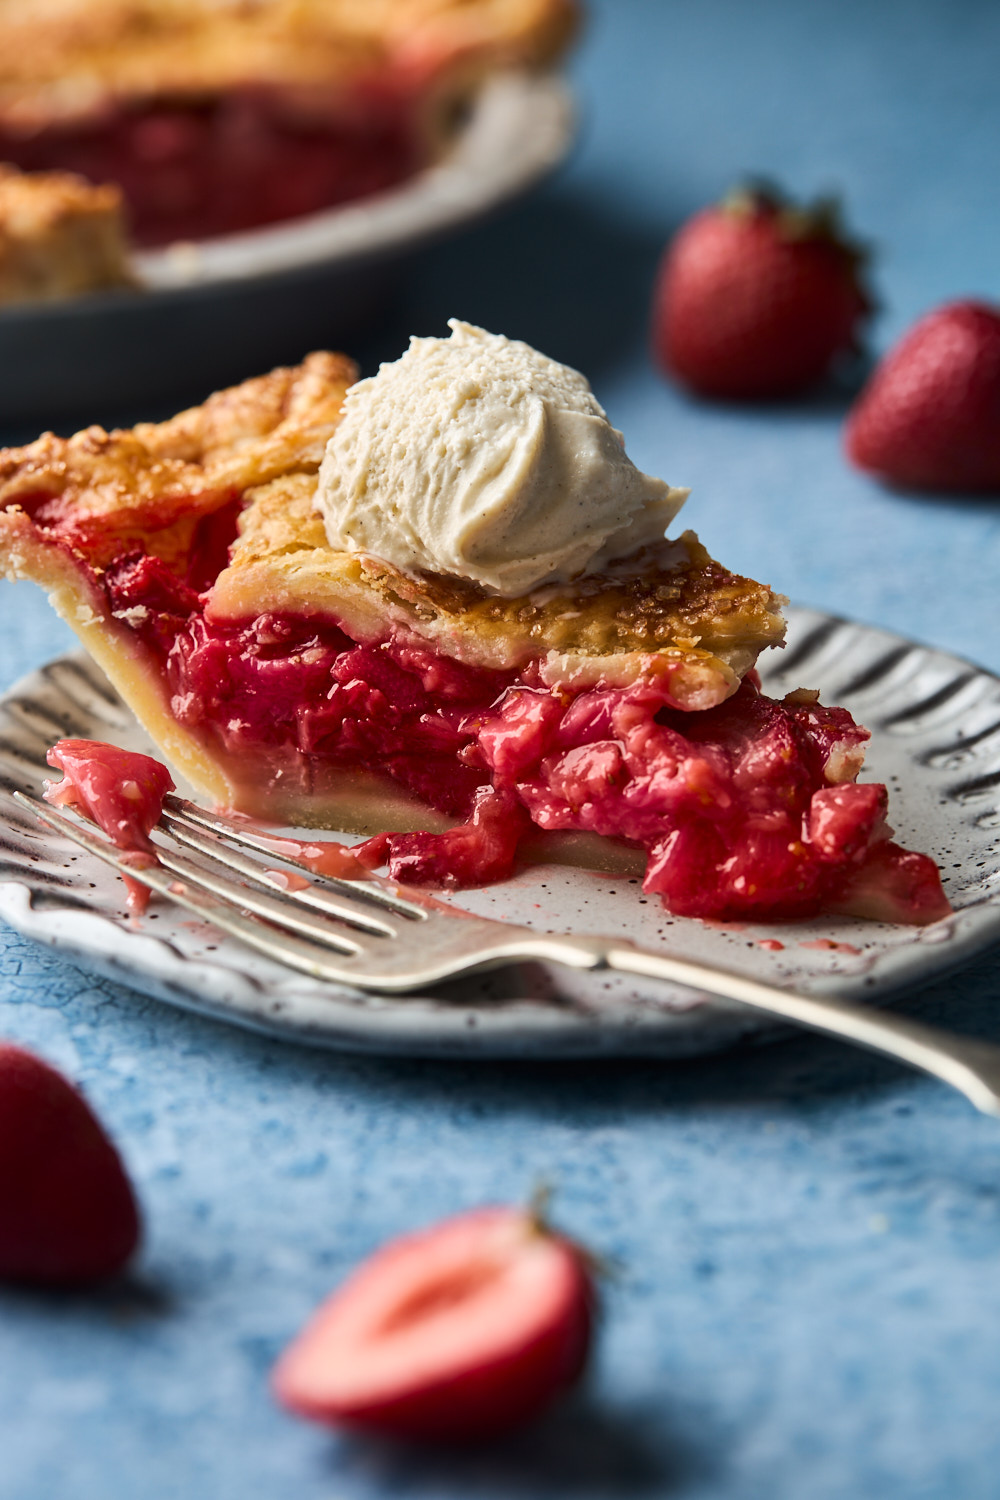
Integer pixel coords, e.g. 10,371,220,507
0,163,136,304
216,477,784,702
0,352,785,814
0,0,579,132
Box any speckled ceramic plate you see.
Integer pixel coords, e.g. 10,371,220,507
0,606,998,1057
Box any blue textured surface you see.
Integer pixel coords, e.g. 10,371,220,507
3,1,1000,1495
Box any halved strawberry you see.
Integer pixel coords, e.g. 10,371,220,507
272,1205,594,1442
0,1043,140,1284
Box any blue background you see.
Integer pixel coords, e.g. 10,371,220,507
2,1,1000,1495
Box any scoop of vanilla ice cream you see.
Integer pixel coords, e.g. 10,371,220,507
314,320,688,597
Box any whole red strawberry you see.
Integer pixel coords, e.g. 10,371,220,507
653,183,871,399
845,300,1000,492
0,1043,140,1283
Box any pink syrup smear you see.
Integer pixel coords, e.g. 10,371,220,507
254,834,382,881
263,868,312,893
757,939,785,951
44,739,174,915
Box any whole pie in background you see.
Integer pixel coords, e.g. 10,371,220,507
0,0,579,247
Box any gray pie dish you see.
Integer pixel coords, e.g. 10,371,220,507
0,72,575,424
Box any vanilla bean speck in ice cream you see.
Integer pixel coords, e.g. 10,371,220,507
314,320,689,597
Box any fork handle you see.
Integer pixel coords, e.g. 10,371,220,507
586,939,1000,1118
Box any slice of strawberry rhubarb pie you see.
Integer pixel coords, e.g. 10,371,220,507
0,322,950,925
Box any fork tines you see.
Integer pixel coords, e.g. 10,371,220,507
161,795,426,920
10,788,432,985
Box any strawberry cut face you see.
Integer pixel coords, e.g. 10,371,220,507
272,1206,593,1442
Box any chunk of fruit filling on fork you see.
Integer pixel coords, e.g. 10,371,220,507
44,740,175,914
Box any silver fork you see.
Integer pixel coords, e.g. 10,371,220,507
13,787,1000,1118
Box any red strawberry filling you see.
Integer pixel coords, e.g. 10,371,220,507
0,92,421,247
44,738,174,914
85,548,952,925
362,786,532,888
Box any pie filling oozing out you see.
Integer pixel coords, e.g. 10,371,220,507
0,0,579,246
0,353,950,925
